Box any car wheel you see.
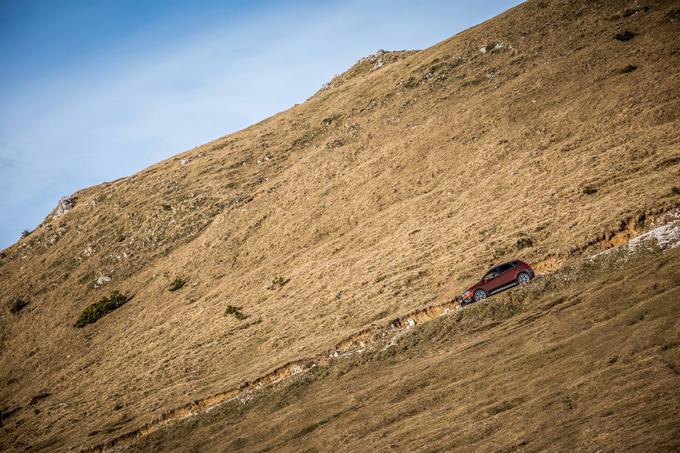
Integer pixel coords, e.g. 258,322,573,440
474,290,487,301
517,272,530,285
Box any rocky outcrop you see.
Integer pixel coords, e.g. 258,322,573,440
54,196,76,217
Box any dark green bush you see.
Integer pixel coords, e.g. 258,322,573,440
9,298,29,315
582,185,598,195
169,277,186,292
516,237,534,250
224,305,247,320
20,230,31,239
267,276,290,290
671,186,680,196
0,406,20,426
74,291,131,328
614,31,636,42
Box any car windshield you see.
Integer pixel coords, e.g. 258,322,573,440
483,270,497,280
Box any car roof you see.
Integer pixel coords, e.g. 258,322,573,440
485,261,516,273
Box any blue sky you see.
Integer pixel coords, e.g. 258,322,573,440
0,0,522,249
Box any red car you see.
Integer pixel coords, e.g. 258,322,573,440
461,260,535,305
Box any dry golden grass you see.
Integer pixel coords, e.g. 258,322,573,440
1,0,680,450
128,246,680,452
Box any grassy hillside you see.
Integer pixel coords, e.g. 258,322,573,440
128,245,680,452
1,0,680,450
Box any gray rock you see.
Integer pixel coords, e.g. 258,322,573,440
55,196,75,217
94,275,111,288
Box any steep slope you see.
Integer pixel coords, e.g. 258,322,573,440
1,0,680,450
127,244,680,452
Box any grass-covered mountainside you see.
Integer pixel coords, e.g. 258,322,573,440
1,0,680,450
129,246,680,452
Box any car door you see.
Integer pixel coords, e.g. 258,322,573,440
482,267,501,292
495,262,517,288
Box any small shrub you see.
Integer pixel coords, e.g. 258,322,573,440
666,9,680,22
321,113,341,127
403,76,419,89
267,276,290,290
623,6,649,17
9,298,29,315
168,277,186,292
161,204,172,211
20,230,31,239
224,305,247,320
482,41,506,54
620,65,637,74
672,187,680,196
461,77,484,88
0,406,20,426
582,185,598,195
325,139,345,149
74,291,131,328
516,237,534,250
614,31,636,42
29,392,50,405
291,130,321,149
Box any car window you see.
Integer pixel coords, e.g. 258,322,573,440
498,263,514,273
483,268,499,280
